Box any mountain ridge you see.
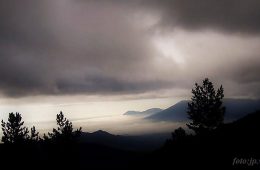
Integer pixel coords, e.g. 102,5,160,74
145,98,260,122
123,108,163,116
79,130,171,151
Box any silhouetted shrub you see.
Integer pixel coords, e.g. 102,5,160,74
187,78,225,135
28,126,40,143
172,127,187,141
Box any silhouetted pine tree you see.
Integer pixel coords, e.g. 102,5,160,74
1,112,29,144
1,113,40,144
45,111,82,143
187,78,225,135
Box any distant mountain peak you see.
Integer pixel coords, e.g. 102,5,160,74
145,100,189,122
123,108,162,116
143,108,163,112
123,110,141,115
92,130,112,136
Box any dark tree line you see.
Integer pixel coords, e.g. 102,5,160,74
1,111,82,144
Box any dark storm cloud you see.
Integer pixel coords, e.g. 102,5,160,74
0,0,175,97
0,0,260,98
141,0,260,33
56,76,173,95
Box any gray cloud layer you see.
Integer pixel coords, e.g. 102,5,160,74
143,0,260,33
0,0,260,98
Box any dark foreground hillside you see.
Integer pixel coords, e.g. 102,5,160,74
144,110,260,169
0,142,146,169
0,111,260,169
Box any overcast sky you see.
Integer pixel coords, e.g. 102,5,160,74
0,0,260,129
1,0,260,98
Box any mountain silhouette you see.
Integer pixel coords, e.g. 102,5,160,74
223,98,260,121
123,108,162,116
145,98,260,122
79,130,170,151
91,130,112,137
145,100,188,122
